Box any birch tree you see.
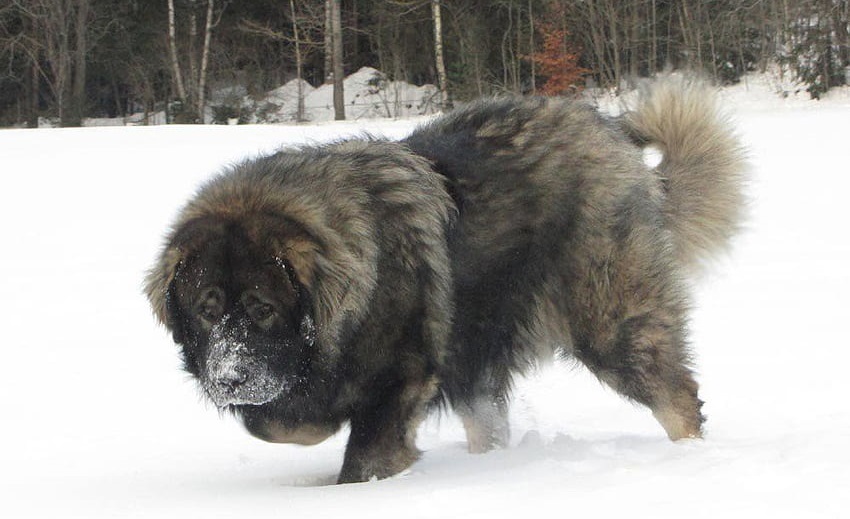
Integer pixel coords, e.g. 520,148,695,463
432,0,451,109
239,2,325,122
167,0,187,104
330,0,344,120
166,0,221,123
324,0,333,84
197,0,214,121
290,0,305,121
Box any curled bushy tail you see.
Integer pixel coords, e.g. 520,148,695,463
624,75,747,273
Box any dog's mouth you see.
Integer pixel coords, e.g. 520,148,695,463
207,387,285,408
204,344,290,408
204,364,288,407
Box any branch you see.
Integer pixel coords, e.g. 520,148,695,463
239,18,323,47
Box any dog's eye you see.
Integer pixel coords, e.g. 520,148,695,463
194,288,224,326
198,306,220,323
249,303,275,323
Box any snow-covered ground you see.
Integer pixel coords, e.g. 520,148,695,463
2,77,849,518
204,66,441,125
76,66,440,127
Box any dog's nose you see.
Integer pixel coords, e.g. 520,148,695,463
216,365,249,390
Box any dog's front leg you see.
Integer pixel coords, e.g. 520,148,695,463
337,376,436,484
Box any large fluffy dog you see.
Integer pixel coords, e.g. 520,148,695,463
146,76,745,483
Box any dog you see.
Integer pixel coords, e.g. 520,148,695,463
145,76,745,483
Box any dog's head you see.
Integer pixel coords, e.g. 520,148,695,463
146,215,320,408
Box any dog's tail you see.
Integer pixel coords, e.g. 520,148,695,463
623,75,747,273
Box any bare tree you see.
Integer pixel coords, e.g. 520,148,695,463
240,2,325,122
443,1,486,98
324,0,333,84
7,0,92,126
166,0,223,123
432,0,451,108
528,0,536,94
167,0,187,104
70,0,89,125
1,2,39,126
330,0,344,120
197,0,215,121
5,0,850,127
290,0,305,121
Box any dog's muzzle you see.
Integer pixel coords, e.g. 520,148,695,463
204,318,286,407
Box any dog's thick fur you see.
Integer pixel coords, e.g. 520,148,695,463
146,76,745,483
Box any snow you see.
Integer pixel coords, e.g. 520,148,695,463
31,67,438,127
2,76,849,518
206,67,439,125
300,67,440,122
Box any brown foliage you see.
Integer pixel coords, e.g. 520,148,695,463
529,10,587,96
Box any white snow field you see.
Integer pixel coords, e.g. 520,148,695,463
2,78,849,518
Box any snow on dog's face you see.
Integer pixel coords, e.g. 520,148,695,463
163,218,316,408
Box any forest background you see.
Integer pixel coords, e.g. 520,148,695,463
1,0,848,127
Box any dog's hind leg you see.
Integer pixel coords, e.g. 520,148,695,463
445,323,515,453
456,379,511,454
571,308,705,441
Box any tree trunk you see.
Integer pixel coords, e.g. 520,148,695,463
607,1,621,89
38,0,71,126
588,0,611,86
500,3,510,91
515,3,522,93
189,0,198,99
24,13,39,128
331,0,345,120
167,0,187,103
628,1,638,79
650,0,657,73
833,1,850,78
197,0,215,122
324,0,334,84
28,57,39,128
432,0,451,109
528,0,535,94
290,0,305,121
55,10,70,126
68,0,90,127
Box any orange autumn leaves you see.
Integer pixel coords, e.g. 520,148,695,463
529,10,587,96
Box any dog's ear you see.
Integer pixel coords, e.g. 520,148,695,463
271,235,319,290
145,245,183,328
145,216,222,329
164,265,188,345
278,258,317,347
